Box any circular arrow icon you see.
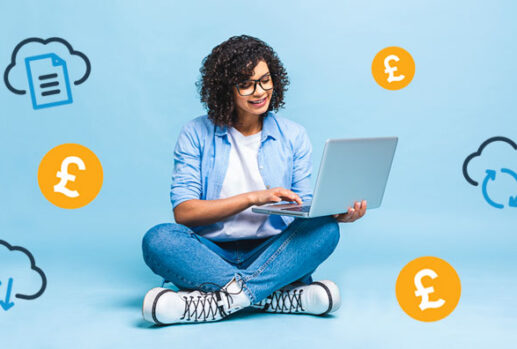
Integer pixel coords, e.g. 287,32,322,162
481,168,517,209
462,136,517,209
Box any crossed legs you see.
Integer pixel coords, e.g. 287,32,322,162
142,216,340,304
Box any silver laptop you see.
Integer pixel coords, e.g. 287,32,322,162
252,137,398,218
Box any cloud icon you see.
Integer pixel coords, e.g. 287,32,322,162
462,136,517,186
3,37,91,95
0,240,47,305
462,136,517,209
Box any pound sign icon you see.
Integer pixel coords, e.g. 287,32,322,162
384,54,405,83
396,256,461,321
372,47,414,90
54,156,86,198
414,268,445,311
39,144,103,209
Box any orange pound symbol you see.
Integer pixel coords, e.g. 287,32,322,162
38,143,103,209
372,47,415,90
396,256,461,322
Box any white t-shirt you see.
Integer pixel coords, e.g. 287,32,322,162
204,126,280,241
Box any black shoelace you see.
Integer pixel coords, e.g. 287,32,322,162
179,281,245,322
180,291,231,322
264,289,305,313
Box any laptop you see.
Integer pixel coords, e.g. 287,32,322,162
252,137,398,218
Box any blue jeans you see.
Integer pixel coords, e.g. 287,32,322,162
142,216,340,304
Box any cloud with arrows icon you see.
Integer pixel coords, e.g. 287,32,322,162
462,136,517,209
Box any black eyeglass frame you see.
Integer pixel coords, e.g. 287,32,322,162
235,73,273,96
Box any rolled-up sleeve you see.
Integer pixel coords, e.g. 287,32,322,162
291,125,313,203
170,124,202,210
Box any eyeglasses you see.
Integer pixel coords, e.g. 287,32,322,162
235,73,273,96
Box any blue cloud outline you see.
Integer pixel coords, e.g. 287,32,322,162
462,136,517,186
3,37,91,95
0,239,47,300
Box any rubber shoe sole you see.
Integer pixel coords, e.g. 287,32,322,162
142,287,174,325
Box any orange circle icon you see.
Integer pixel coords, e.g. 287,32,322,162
372,46,415,90
396,256,461,322
38,143,103,209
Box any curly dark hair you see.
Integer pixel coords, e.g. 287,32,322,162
197,35,289,127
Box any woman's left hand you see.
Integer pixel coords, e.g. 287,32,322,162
332,200,367,223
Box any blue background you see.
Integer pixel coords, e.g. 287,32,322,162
1,0,516,348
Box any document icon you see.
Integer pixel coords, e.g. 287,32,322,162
24,53,73,109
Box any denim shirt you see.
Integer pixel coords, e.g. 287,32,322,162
170,112,313,238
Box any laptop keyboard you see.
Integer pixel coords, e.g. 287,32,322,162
281,205,311,212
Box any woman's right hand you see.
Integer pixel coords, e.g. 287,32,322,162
249,187,303,206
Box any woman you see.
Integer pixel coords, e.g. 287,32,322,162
141,35,367,325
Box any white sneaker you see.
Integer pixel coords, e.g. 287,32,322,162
142,279,250,325
252,280,341,315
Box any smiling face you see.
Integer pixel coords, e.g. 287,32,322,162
233,60,273,120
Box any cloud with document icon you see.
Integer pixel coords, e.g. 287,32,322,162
3,37,91,109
